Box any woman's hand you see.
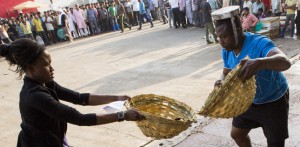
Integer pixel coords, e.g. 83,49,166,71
214,80,222,89
125,109,145,121
117,95,131,101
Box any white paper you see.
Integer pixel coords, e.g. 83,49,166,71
102,101,125,113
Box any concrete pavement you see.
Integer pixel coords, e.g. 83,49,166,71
0,21,299,147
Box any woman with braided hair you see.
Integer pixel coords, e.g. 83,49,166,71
0,38,144,147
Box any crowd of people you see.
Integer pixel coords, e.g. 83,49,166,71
240,0,299,38
0,0,299,146
0,0,299,45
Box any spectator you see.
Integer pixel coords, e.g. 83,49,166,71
116,0,131,33
192,0,200,27
186,0,193,26
19,17,34,40
279,0,297,38
32,14,49,45
15,19,25,39
73,4,89,37
57,9,74,43
272,0,282,16
124,0,135,26
131,0,140,26
241,7,259,32
179,0,187,28
166,1,174,27
207,0,218,11
243,0,253,14
99,2,110,32
87,4,101,35
108,1,119,31
257,8,266,19
137,0,154,30
65,7,79,38
170,0,180,28
200,0,219,44
43,12,56,44
158,0,168,24
7,18,19,41
296,0,300,35
0,22,11,44
253,0,265,15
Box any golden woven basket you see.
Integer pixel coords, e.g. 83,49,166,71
198,57,256,118
125,94,196,139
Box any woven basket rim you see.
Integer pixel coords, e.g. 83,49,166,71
198,56,256,118
125,94,196,122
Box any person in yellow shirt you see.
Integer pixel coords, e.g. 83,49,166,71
19,17,34,40
32,14,49,45
279,0,297,37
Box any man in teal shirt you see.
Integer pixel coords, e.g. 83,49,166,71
214,7,291,147
137,0,154,30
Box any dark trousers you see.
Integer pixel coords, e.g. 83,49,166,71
179,10,186,27
89,19,100,34
126,12,134,26
118,15,131,32
104,19,110,32
296,10,300,35
32,30,37,39
24,34,34,40
1,38,11,44
160,9,168,23
172,8,180,27
274,12,282,16
139,13,153,29
37,31,49,45
133,11,140,25
47,30,56,43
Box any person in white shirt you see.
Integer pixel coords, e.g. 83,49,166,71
169,0,180,28
272,0,282,16
153,0,159,20
243,0,253,14
43,12,56,44
0,23,11,44
131,0,140,25
252,0,265,15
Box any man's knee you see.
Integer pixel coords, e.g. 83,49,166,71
230,127,250,141
230,130,240,140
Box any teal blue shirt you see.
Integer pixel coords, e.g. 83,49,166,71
222,32,288,104
139,2,146,14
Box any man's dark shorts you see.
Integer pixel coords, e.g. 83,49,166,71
233,89,289,142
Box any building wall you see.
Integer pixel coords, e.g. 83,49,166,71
36,0,99,12
0,0,37,18
0,0,99,18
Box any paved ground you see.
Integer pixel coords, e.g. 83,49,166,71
0,21,299,147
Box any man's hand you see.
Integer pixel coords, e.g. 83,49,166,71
125,109,145,121
238,59,261,82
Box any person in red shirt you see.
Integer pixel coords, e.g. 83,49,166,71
241,7,259,32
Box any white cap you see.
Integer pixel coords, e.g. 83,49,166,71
212,6,241,47
211,6,240,21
